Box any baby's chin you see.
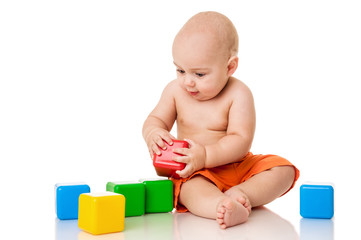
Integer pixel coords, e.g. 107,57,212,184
192,93,215,101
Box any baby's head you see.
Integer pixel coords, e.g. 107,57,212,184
172,11,239,101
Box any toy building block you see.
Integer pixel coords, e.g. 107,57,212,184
78,192,125,235
55,183,90,220
106,181,145,217
153,140,188,178
300,183,334,219
141,179,173,213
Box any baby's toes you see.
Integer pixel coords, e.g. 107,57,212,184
217,205,226,214
217,211,224,218
236,197,251,214
245,205,252,214
217,217,224,224
236,197,246,205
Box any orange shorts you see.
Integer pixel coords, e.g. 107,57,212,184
171,152,300,212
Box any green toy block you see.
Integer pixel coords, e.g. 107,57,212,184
141,179,173,213
106,181,145,217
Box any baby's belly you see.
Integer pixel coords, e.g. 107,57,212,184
177,127,227,146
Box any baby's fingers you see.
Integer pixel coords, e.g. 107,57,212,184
161,134,175,147
154,135,167,151
172,155,188,164
148,148,154,159
151,142,162,156
173,147,190,156
176,166,192,178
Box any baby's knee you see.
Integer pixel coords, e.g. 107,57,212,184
179,175,210,197
181,175,207,188
272,166,296,186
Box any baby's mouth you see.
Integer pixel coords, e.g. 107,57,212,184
188,91,199,96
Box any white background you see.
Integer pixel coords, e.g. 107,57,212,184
1,0,360,239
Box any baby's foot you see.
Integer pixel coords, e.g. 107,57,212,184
224,186,252,214
216,197,250,229
234,196,252,215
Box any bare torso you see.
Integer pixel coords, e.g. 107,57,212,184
174,77,237,146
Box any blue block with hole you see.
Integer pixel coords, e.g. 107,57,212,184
300,184,334,219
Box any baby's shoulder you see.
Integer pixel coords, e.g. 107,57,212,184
159,79,181,97
162,79,181,93
225,77,253,99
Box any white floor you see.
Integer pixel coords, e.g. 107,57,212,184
52,182,361,240
54,186,338,240
56,207,333,240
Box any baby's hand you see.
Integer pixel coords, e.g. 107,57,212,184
145,128,175,158
173,139,206,178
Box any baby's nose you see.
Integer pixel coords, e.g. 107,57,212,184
184,76,195,87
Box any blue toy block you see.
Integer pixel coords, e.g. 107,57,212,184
55,183,90,220
300,183,334,219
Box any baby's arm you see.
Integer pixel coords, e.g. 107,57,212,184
174,82,255,177
205,85,255,168
142,81,177,157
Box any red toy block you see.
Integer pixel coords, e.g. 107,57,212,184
153,140,188,178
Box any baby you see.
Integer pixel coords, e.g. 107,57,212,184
143,11,299,229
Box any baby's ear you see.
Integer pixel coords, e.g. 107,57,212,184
227,56,238,77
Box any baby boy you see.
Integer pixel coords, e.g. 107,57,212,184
143,11,299,229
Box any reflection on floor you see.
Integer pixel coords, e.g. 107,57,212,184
300,218,334,240
55,206,334,240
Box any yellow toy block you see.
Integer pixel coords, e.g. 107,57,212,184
78,192,125,235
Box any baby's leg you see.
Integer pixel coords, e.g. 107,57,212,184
179,175,249,229
225,166,296,208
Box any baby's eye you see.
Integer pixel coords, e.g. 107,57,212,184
177,69,185,74
195,73,205,77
